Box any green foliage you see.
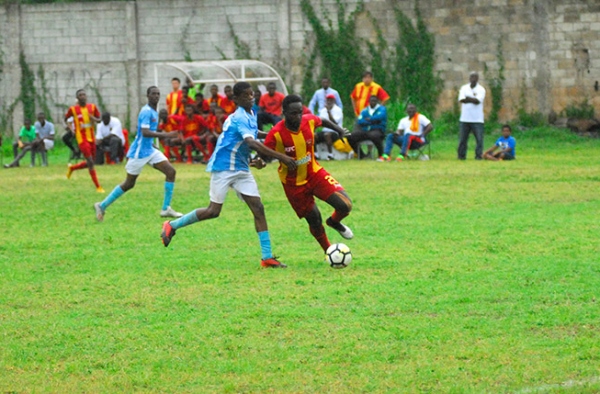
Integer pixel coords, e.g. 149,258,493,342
19,51,36,122
562,98,595,119
485,39,505,124
517,78,546,128
226,17,253,60
35,65,53,122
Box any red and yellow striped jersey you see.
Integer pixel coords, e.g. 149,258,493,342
350,81,390,116
166,90,182,115
264,114,323,186
65,103,100,144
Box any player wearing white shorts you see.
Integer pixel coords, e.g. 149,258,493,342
160,81,297,268
94,86,184,221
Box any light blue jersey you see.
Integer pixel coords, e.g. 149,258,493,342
207,107,257,172
128,104,159,159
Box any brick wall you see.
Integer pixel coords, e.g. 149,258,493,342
1,0,599,134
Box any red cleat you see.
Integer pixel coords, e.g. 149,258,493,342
161,221,176,247
260,257,287,268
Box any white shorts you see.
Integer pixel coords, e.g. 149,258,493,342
125,149,168,176
210,170,260,204
43,139,54,150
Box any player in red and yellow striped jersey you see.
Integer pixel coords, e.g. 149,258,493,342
264,94,354,254
158,109,183,163
350,71,390,116
64,89,104,192
166,77,183,115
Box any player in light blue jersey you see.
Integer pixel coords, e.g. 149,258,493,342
94,86,184,222
161,81,298,268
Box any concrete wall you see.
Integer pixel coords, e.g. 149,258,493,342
1,0,599,134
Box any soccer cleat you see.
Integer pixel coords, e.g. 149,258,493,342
160,206,183,218
396,155,404,162
93,202,105,222
96,187,106,193
66,164,73,179
327,154,335,161
161,221,176,247
260,257,287,268
326,217,354,240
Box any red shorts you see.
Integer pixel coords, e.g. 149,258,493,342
283,168,344,218
78,139,96,159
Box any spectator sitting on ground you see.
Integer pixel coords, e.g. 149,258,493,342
4,118,38,168
315,94,343,161
380,103,432,162
483,124,516,161
221,85,237,115
95,112,125,164
308,77,343,114
348,95,387,160
257,82,285,130
33,112,55,166
350,71,390,117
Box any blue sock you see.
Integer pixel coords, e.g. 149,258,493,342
170,210,199,230
100,186,125,211
162,181,175,210
258,231,272,260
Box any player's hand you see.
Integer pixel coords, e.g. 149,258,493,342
250,157,266,169
281,156,297,170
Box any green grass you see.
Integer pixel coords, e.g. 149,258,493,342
1,130,599,393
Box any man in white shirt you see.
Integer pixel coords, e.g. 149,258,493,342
379,103,432,161
34,112,55,166
308,77,343,114
457,71,486,160
316,94,344,160
95,112,125,164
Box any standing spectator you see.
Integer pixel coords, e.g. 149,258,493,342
65,89,104,193
350,71,390,117
4,119,37,168
380,103,432,161
483,124,516,161
316,94,343,160
348,95,387,160
221,85,237,115
308,77,343,114
62,116,81,160
457,71,486,160
95,112,125,164
166,77,182,116
33,112,55,166
258,82,285,130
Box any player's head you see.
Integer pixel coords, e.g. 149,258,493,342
195,91,204,101
158,108,168,121
171,77,181,91
146,86,160,106
210,84,219,96
233,81,253,111
321,77,330,89
469,71,479,85
267,82,277,95
368,95,379,108
37,112,46,123
362,71,373,85
254,89,262,102
75,89,87,104
101,111,111,125
282,94,303,131
406,103,417,118
501,124,512,137
184,103,195,116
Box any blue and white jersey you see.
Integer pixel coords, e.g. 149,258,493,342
495,135,516,157
207,107,257,173
127,104,159,159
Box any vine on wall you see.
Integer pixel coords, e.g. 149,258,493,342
485,39,505,124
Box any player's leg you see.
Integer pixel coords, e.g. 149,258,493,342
310,170,353,239
153,157,182,218
241,194,285,268
305,206,332,252
94,173,138,221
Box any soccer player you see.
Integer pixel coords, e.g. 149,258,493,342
65,89,104,193
166,77,182,115
220,85,237,114
158,108,183,163
178,103,211,163
160,81,298,269
94,86,183,222
264,94,354,255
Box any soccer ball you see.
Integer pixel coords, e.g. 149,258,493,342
325,243,352,269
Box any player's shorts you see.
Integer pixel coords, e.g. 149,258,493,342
502,153,515,160
43,139,54,151
283,168,344,218
210,170,260,204
78,139,96,158
125,149,168,175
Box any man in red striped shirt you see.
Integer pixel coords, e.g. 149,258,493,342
264,95,354,255
350,71,390,116
166,77,183,115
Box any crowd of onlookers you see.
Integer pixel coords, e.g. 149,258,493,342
3,69,517,169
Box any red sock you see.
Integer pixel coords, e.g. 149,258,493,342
71,161,88,171
88,168,101,188
331,210,349,224
164,146,171,160
174,148,182,162
185,145,193,163
310,225,331,252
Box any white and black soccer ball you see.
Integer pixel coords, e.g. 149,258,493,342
325,243,352,269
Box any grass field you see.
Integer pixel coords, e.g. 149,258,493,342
1,129,599,393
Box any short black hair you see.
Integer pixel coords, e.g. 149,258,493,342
75,89,85,97
171,77,181,83
233,81,252,97
267,82,277,88
147,85,159,95
362,71,373,78
282,94,303,113
502,124,512,131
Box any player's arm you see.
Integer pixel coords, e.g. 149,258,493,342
256,130,268,139
320,117,347,138
245,137,297,171
483,144,498,156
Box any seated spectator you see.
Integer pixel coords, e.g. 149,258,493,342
178,86,195,115
32,112,55,166
158,109,183,163
62,116,81,160
207,84,225,108
178,103,211,164
380,103,432,161
4,118,38,168
95,112,125,164
252,89,262,114
347,95,387,159
483,124,516,161
308,77,343,114
221,85,237,115
315,94,343,160
257,82,285,130
194,92,210,115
